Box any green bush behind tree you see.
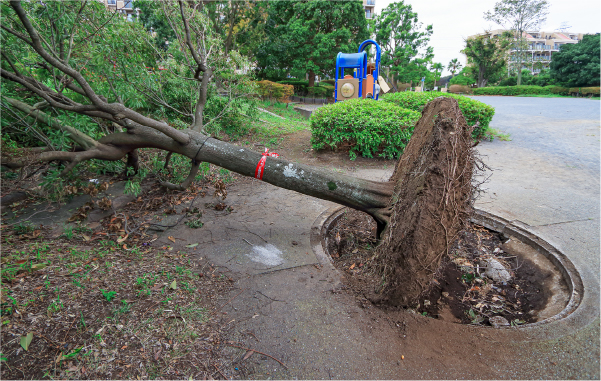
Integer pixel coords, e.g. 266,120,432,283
381,92,494,140
310,99,420,160
472,85,600,96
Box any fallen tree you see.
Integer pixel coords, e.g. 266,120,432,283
0,1,476,307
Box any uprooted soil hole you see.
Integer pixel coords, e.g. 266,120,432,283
325,208,567,327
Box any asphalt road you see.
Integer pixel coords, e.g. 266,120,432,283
472,96,600,376
472,95,599,272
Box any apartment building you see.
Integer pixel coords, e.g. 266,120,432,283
363,0,375,19
469,29,583,74
99,0,136,20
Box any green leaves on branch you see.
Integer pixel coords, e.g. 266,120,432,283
310,99,420,160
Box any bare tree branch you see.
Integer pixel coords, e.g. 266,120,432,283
0,24,33,45
159,160,200,190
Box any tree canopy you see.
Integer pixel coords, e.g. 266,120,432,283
550,34,601,87
447,58,462,77
373,0,433,85
256,0,368,86
484,0,550,85
462,32,512,87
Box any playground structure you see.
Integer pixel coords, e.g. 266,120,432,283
334,39,389,102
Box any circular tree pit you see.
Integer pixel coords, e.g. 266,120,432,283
319,207,583,328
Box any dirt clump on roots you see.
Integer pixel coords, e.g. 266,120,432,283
327,208,552,326
375,97,477,307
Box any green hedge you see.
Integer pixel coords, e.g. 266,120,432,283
381,92,494,140
548,86,569,95
472,85,600,96
308,84,334,98
276,80,336,97
310,99,420,160
572,87,600,95
470,85,601,96
277,80,309,95
473,85,552,96
255,80,294,101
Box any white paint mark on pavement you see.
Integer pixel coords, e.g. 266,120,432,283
247,244,283,266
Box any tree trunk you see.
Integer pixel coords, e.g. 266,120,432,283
477,65,487,88
373,97,476,307
308,69,315,88
517,32,523,86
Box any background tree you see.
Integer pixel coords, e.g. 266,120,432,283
447,58,462,77
462,31,512,87
373,0,434,85
550,33,601,87
134,0,176,50
256,0,368,86
449,67,477,86
484,0,550,86
431,62,443,87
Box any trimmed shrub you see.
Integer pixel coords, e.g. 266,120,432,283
397,83,412,91
581,87,601,95
473,85,550,96
546,86,569,95
381,91,493,140
320,79,336,86
310,99,420,160
448,85,473,94
256,80,294,102
498,77,518,87
277,79,309,95
318,82,335,96
308,85,329,98
471,85,591,96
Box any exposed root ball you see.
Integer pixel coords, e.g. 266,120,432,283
376,97,477,307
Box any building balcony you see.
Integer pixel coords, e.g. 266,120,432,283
366,0,376,5
365,11,373,19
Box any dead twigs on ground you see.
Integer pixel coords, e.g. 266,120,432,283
226,343,288,369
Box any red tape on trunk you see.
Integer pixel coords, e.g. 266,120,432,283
255,148,279,180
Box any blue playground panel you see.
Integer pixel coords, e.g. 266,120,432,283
335,39,382,102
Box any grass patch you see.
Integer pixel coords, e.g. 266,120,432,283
485,128,511,141
1,219,235,379
236,100,310,149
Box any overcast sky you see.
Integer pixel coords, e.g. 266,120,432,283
374,0,601,76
